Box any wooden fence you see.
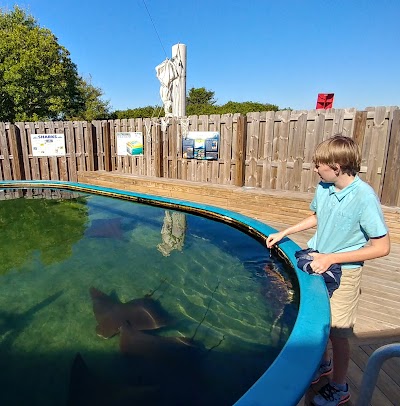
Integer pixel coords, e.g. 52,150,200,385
0,106,399,206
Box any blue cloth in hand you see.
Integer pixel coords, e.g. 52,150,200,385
295,248,342,297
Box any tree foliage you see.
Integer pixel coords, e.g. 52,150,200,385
215,101,279,115
112,105,164,119
115,87,281,118
185,87,279,116
185,101,279,116
68,77,111,121
0,6,110,122
186,87,216,106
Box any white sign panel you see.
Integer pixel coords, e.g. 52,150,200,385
31,134,66,156
116,132,144,156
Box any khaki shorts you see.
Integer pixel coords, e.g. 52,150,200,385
330,266,363,338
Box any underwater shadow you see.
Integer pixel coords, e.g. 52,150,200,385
0,290,63,350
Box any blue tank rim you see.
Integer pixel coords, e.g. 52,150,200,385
0,179,330,405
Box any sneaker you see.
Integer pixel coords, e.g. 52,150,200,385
312,382,350,406
311,359,333,384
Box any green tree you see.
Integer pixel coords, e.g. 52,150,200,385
186,103,219,116
218,101,279,115
113,105,164,119
186,87,216,106
0,6,108,122
114,87,283,118
68,77,111,121
185,88,280,116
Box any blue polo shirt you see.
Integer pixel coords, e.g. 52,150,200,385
307,176,388,268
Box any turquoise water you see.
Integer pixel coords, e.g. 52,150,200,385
0,188,299,405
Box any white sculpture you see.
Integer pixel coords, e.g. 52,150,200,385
155,58,178,118
155,44,186,118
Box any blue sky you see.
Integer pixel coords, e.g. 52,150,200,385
2,0,399,111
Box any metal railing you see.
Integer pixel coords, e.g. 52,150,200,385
356,343,400,406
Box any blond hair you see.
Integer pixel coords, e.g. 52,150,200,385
312,135,361,176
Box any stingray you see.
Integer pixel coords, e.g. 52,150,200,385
90,287,173,339
118,282,224,362
85,218,124,239
117,283,225,406
119,322,205,401
118,322,225,406
67,353,161,406
261,261,294,330
119,321,204,362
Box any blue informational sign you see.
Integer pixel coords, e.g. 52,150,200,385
182,131,219,160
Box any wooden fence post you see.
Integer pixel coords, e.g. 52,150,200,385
9,123,23,180
380,109,400,206
103,121,112,172
234,114,247,186
15,122,31,180
170,118,178,178
154,120,163,177
0,122,12,179
87,122,96,171
353,110,367,146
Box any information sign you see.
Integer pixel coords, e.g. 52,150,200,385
31,134,66,157
116,132,144,156
182,131,219,160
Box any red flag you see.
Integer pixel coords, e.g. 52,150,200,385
316,93,334,109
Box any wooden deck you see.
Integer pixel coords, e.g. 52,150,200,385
77,171,400,406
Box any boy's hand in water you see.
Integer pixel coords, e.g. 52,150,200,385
266,231,286,248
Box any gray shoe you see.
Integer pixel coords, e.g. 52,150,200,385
312,382,350,406
311,359,332,384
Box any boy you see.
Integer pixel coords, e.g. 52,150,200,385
266,135,390,406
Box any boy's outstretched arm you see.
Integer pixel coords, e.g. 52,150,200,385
266,214,317,248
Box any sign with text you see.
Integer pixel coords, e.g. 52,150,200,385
182,131,219,160
116,132,144,156
31,134,66,156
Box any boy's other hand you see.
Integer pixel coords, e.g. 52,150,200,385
309,252,333,274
